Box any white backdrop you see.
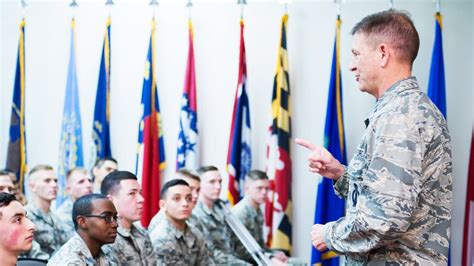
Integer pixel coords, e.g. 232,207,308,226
1,0,473,263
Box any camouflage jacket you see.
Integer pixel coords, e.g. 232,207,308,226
325,77,452,265
193,200,251,265
102,223,156,266
55,197,75,237
47,233,114,266
149,209,204,236
150,216,214,265
25,202,69,257
231,197,269,262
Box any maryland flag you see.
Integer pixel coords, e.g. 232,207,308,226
176,20,199,170
136,19,166,227
264,14,292,253
91,17,112,164
6,19,27,191
311,16,347,266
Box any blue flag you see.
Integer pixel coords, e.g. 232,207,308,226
427,13,446,118
6,19,28,192
58,19,84,206
226,19,251,206
311,17,347,266
428,12,449,264
91,17,112,165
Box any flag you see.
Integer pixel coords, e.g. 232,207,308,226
136,19,166,228
176,20,199,170
427,13,446,118
311,17,347,266
226,19,252,206
91,17,112,165
58,19,84,206
264,14,292,253
462,130,474,266
6,19,27,192
428,13,450,263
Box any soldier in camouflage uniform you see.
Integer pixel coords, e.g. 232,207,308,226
193,166,251,265
55,167,93,236
148,168,204,234
0,170,49,260
150,179,214,265
0,192,36,266
25,165,68,257
232,170,288,263
48,194,119,266
297,10,452,265
92,157,118,193
101,171,156,265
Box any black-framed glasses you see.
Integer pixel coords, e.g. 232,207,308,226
82,214,119,224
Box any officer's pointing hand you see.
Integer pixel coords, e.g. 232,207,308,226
295,138,345,180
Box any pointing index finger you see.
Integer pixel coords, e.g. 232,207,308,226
295,138,317,152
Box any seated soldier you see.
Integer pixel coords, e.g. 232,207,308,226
48,194,119,265
55,168,93,236
92,157,118,193
232,170,288,263
0,192,36,266
193,166,251,265
150,179,214,265
25,165,68,257
148,168,203,233
101,171,156,265
1,169,27,205
0,170,15,194
0,171,48,260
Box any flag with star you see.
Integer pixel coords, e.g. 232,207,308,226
176,19,199,170
136,18,166,227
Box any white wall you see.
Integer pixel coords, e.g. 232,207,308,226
1,0,472,263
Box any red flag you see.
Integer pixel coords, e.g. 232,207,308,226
136,19,166,227
462,130,474,266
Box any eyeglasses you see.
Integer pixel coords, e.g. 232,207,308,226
82,214,119,224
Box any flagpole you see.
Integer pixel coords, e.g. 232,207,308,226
238,0,246,20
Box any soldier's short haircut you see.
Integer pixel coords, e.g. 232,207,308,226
177,168,200,182
0,170,11,177
66,168,88,182
100,171,137,196
351,10,419,66
28,164,53,176
246,170,269,182
160,179,189,200
197,166,219,175
0,192,17,220
93,157,118,169
72,193,108,230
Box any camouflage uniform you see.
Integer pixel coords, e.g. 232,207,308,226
18,240,50,260
324,78,452,265
55,197,75,237
25,202,69,257
47,233,115,266
193,200,251,265
149,209,204,235
102,223,156,265
150,216,214,265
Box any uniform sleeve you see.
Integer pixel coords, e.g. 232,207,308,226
332,165,350,199
324,115,423,254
